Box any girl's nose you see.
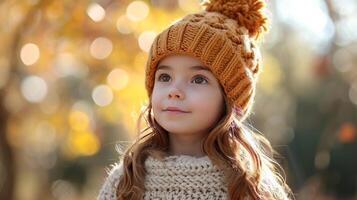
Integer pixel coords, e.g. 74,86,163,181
168,87,185,99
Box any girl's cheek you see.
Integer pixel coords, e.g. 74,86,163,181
153,82,167,90
152,86,166,101
187,86,210,94
151,96,160,112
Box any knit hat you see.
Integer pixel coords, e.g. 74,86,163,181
145,0,269,120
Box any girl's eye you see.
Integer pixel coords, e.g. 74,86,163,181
156,73,208,84
192,75,208,84
157,73,170,82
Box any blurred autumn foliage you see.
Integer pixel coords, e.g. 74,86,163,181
0,0,356,200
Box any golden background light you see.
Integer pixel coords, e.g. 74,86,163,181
92,84,114,106
126,1,149,22
90,37,113,60
86,3,106,22
116,15,136,34
69,110,90,132
178,0,201,12
20,43,40,66
65,131,100,157
53,53,89,78
138,31,157,52
107,68,129,91
21,75,48,103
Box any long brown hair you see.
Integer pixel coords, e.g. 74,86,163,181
115,93,293,199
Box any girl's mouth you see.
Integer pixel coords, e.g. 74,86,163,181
163,106,189,113
164,110,188,114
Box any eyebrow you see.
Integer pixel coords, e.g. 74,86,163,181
157,64,210,71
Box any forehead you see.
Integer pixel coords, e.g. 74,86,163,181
157,54,211,72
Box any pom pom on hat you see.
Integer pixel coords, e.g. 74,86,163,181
200,0,268,38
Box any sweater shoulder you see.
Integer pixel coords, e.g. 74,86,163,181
97,161,124,200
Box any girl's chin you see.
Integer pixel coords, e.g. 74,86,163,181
162,127,192,134
163,127,206,135
163,128,188,133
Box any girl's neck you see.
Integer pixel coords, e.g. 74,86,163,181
168,132,207,157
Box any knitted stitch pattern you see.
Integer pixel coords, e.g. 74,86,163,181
96,155,228,200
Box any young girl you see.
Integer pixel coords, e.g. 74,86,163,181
97,0,293,199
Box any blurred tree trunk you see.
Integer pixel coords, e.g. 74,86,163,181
0,1,49,199
0,93,14,200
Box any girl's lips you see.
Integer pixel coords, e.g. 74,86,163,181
164,110,188,114
163,106,190,113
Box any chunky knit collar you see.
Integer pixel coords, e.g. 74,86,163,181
143,154,228,199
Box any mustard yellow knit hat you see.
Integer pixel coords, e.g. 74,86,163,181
145,0,269,120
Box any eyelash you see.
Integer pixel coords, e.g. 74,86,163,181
156,73,209,84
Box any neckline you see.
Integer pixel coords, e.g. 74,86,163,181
165,154,209,159
145,154,212,166
163,154,210,161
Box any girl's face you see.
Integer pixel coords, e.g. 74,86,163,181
151,54,225,136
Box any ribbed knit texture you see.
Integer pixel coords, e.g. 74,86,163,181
96,155,229,200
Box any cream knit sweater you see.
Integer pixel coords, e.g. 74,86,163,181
97,154,228,200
